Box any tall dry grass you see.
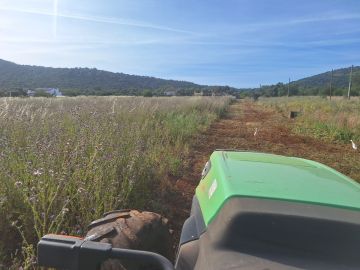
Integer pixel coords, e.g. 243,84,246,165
0,96,231,268
260,96,360,142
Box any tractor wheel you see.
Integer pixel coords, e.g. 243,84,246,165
85,209,173,270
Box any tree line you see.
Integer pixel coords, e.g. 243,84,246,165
0,59,359,98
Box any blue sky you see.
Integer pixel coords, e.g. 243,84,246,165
1,0,360,87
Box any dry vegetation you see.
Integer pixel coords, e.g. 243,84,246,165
2,95,359,269
0,96,231,268
260,96,360,142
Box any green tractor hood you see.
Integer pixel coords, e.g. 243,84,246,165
196,150,360,226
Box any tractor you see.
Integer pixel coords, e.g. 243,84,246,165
37,150,360,269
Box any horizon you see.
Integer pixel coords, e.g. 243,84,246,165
1,0,360,87
0,57,357,89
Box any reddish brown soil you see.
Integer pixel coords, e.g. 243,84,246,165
167,100,360,242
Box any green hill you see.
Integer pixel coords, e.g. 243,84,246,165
0,59,210,96
257,66,360,97
296,66,360,93
1,58,359,97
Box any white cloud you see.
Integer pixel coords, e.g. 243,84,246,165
0,6,195,34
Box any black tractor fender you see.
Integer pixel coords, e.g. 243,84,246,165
175,196,206,270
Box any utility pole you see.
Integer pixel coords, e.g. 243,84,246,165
287,78,290,97
348,65,353,100
329,69,333,101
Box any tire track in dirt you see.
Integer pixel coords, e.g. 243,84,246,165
168,100,360,242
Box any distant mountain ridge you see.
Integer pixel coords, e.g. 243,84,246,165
295,66,360,89
0,59,211,96
0,58,359,97
253,66,360,97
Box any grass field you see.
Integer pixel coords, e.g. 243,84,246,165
259,96,360,143
1,95,359,269
0,96,231,268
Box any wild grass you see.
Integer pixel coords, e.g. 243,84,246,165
259,96,360,143
0,96,231,269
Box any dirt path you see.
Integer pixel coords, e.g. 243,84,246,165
168,100,360,241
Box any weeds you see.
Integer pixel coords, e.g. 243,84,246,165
260,96,360,143
0,96,230,268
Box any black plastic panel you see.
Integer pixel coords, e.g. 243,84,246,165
175,196,205,270
178,197,360,270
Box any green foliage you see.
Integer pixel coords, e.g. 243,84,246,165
143,90,153,97
1,59,359,99
0,96,231,268
294,121,355,142
239,66,360,99
0,59,242,97
33,90,52,97
0,88,27,97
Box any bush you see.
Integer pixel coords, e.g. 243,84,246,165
143,90,153,97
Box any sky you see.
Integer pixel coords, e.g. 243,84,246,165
0,0,360,88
